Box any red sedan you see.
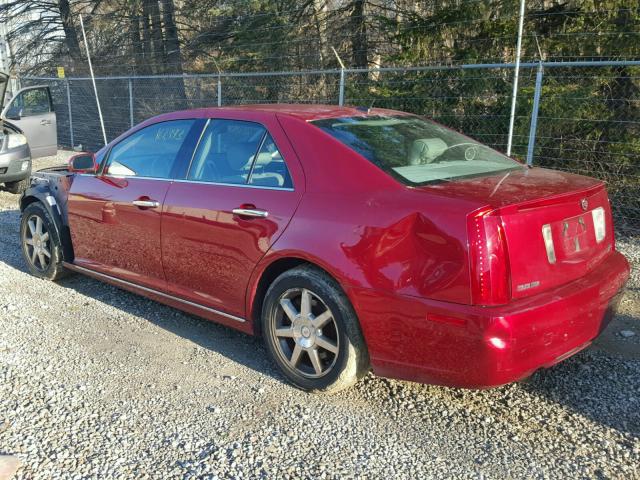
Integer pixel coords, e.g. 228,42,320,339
19,105,630,392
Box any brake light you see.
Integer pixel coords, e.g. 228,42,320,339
467,207,511,305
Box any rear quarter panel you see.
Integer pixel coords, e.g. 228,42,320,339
248,116,485,320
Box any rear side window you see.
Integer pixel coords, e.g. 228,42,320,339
189,119,265,185
248,133,293,188
106,120,197,179
188,119,293,188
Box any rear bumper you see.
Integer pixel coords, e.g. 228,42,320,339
0,147,31,183
350,251,630,388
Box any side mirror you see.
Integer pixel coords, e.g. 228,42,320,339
68,153,97,174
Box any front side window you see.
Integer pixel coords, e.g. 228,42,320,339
8,87,51,117
311,115,522,185
106,120,197,179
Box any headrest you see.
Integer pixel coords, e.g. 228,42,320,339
409,138,448,165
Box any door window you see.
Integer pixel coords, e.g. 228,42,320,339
188,119,266,185
248,133,292,188
7,87,52,117
105,120,197,179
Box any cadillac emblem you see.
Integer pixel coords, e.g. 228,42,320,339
581,198,588,211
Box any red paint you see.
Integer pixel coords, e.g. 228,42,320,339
64,105,630,389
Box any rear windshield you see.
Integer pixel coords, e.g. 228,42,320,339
311,115,523,185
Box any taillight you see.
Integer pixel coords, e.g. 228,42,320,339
467,207,511,305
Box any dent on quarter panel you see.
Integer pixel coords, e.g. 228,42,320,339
266,189,472,305
341,212,465,297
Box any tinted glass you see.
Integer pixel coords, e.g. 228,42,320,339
312,115,522,185
106,120,196,179
9,88,51,117
248,133,293,188
189,119,266,185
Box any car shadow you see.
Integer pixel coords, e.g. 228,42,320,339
0,207,286,387
0,207,638,438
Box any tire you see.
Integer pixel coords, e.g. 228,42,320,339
20,202,68,281
261,265,369,393
5,177,30,194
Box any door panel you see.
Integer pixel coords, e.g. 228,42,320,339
68,175,170,291
162,183,302,317
160,116,304,317
67,119,202,290
2,86,57,158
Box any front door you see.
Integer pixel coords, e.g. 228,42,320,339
68,118,203,290
1,86,57,158
162,117,304,318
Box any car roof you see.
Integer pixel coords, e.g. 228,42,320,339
160,104,410,122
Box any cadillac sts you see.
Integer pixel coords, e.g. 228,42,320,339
19,105,630,392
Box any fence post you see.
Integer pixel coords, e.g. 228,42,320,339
338,69,345,106
526,62,544,166
217,75,222,106
66,79,74,148
128,78,134,128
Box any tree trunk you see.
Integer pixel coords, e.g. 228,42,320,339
350,0,369,82
161,0,182,74
129,1,144,74
145,0,166,72
57,0,82,66
141,0,153,73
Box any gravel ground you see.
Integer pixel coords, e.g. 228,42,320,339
0,152,638,479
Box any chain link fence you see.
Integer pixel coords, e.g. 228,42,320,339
22,61,640,235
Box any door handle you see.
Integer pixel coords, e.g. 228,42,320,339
232,208,269,218
132,199,160,209
40,119,51,125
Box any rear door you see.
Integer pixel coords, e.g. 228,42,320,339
161,115,304,319
68,119,203,291
1,86,57,158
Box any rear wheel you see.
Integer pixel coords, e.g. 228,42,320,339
262,266,369,393
20,202,67,281
5,177,30,194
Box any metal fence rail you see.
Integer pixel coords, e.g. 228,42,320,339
22,60,640,235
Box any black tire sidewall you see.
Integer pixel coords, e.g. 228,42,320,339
20,203,63,280
262,268,359,392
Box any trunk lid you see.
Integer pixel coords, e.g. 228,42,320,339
423,167,614,300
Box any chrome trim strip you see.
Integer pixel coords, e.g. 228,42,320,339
172,178,294,191
67,263,246,323
76,174,294,191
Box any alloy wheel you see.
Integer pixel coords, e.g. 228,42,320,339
23,214,51,271
271,288,340,378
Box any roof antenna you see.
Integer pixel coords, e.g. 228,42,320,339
79,14,107,146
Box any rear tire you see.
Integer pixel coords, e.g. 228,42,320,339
20,202,68,281
261,265,369,393
5,177,30,194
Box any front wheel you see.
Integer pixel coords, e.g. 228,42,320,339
20,202,68,281
261,266,369,393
